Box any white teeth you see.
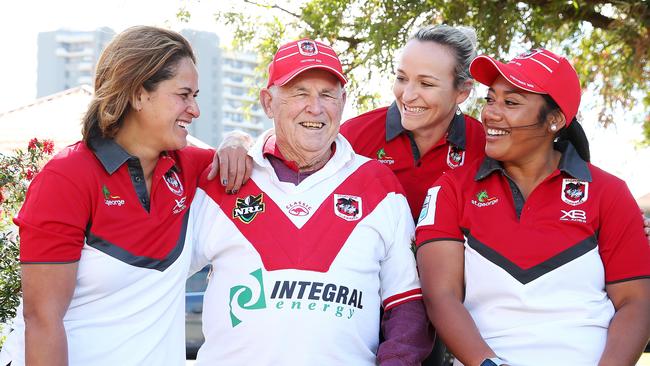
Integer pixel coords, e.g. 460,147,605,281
403,105,426,113
487,128,510,136
177,121,189,129
300,122,324,129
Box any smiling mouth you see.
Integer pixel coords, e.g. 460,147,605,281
299,121,325,129
403,105,426,113
177,121,190,129
486,127,510,137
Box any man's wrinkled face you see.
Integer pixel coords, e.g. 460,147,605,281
261,69,346,161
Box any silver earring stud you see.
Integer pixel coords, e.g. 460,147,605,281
551,125,557,131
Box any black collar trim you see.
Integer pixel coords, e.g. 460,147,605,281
88,137,133,175
475,142,591,182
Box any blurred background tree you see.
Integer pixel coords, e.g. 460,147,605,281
209,0,650,143
0,139,54,343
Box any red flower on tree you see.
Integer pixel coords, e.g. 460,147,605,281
42,140,54,155
27,138,39,151
25,169,35,181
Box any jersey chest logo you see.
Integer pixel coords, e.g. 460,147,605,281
233,194,265,223
334,194,362,221
164,171,184,196
376,147,395,165
102,184,125,207
286,201,311,216
561,179,588,206
446,145,465,168
203,161,389,272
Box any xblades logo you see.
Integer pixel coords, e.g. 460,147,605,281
229,268,267,327
232,193,265,223
560,209,587,223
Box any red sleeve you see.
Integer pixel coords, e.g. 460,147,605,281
14,169,91,263
415,173,465,247
178,146,215,183
597,180,650,283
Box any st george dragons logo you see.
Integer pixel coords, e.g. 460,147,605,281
561,179,588,206
334,194,362,221
446,145,465,168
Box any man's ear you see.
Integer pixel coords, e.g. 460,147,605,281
259,88,274,118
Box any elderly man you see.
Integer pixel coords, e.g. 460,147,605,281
187,39,431,365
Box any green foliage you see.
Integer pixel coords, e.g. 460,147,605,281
209,0,650,143
0,138,55,325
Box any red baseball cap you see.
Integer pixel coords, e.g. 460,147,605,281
470,49,581,124
267,38,347,88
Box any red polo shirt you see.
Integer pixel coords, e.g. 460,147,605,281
341,102,486,220
16,137,213,266
414,141,650,365
416,141,650,283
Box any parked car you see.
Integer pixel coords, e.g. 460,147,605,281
186,265,210,359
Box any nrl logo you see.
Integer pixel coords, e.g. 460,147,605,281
163,171,184,196
446,145,465,168
233,193,265,223
334,194,362,221
561,179,588,206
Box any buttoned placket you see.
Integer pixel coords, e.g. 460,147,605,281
504,176,526,220
127,157,150,212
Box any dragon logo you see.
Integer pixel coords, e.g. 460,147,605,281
561,179,588,206
446,145,465,168
334,194,362,221
297,40,318,56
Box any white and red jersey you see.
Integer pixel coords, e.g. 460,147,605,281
0,138,212,366
416,143,650,366
189,135,422,365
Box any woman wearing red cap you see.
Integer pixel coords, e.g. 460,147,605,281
415,49,650,366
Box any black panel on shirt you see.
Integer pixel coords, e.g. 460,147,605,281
85,211,189,271
463,229,598,284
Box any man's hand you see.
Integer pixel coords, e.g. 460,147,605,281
207,131,254,194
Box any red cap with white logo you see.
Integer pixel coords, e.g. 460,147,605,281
267,39,347,88
470,49,581,124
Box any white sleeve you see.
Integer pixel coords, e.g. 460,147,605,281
378,192,423,310
188,188,216,276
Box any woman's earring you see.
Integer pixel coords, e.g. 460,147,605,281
550,124,557,131
456,106,462,116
